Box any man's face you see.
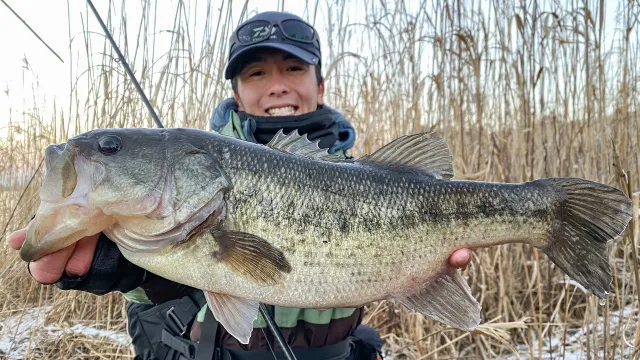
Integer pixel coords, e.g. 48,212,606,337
233,49,324,116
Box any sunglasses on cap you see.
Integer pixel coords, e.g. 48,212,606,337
231,19,319,46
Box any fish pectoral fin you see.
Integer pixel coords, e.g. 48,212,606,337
398,270,482,331
204,291,259,344
211,230,292,285
356,133,454,179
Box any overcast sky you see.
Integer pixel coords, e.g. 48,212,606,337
0,0,624,139
0,0,316,137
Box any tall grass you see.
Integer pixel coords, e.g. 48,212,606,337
1,0,639,358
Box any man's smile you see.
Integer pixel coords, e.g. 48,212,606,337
266,105,297,116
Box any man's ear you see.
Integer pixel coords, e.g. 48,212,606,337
233,91,245,112
317,80,325,106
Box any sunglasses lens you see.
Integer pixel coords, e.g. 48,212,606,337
281,20,315,41
237,20,272,44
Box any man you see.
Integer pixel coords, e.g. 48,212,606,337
7,10,472,359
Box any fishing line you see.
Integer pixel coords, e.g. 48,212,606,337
0,158,44,282
84,1,296,359
0,0,64,63
85,0,163,129
0,157,44,244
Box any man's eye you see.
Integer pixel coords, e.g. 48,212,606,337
288,66,303,71
249,70,264,77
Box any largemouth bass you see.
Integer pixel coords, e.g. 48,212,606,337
20,128,633,344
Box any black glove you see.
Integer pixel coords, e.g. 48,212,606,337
54,232,197,303
54,232,147,295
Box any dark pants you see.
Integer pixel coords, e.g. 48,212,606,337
128,301,383,360
348,324,383,359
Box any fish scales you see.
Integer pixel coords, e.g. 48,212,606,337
174,138,557,307
20,127,633,344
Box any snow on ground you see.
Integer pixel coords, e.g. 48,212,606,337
0,306,130,359
1,305,637,359
500,305,638,359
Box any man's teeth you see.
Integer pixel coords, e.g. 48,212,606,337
267,106,295,116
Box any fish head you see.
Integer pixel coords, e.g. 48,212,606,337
20,128,230,262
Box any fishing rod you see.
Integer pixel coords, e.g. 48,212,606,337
84,1,297,360
86,0,162,129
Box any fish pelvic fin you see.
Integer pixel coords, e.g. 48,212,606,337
204,291,259,344
536,178,633,299
398,270,482,331
356,133,454,179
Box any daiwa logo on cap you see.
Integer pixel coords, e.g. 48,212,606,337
252,26,277,40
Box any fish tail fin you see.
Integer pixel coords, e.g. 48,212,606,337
535,178,633,299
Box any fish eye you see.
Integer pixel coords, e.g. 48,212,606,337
98,135,122,155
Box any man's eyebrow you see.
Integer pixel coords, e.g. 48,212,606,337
283,54,306,62
242,55,264,67
237,55,266,74
239,53,306,74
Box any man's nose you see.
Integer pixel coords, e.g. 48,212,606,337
267,70,289,96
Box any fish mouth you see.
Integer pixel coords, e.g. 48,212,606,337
44,143,66,173
40,143,80,202
21,159,226,262
20,142,113,262
21,135,229,262
20,190,225,262
20,205,115,262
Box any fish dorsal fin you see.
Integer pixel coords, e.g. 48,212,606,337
356,133,454,179
267,129,346,162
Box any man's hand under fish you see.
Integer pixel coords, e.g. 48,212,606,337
6,227,473,284
8,127,633,345
7,227,99,284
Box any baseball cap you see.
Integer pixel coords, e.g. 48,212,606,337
224,11,322,79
